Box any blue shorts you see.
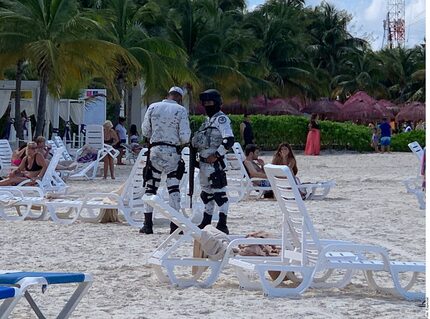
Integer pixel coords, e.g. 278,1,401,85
380,136,391,146
256,180,271,187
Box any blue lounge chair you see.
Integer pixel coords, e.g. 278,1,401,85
0,272,92,318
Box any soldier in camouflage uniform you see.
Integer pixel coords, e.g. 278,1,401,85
191,89,234,234
140,86,191,234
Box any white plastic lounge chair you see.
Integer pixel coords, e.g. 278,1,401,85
143,194,281,288
69,125,119,180
0,139,13,177
53,136,74,161
411,187,426,210
0,271,92,319
0,286,21,318
0,187,46,221
225,147,249,202
18,147,68,195
408,141,424,163
46,139,73,163
403,142,425,209
228,164,425,300
45,148,148,226
0,278,45,319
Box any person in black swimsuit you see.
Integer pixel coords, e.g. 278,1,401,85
0,142,47,186
103,120,119,179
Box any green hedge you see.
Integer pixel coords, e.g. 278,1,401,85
190,115,426,152
391,130,426,151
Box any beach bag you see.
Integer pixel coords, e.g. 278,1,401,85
99,184,125,223
100,208,120,223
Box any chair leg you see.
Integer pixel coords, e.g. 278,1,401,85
0,293,24,319
163,263,222,288
365,270,424,301
256,266,314,297
311,269,354,289
24,291,46,319
57,281,92,319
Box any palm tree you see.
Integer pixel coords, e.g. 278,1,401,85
241,0,316,100
331,49,387,99
306,3,368,78
377,45,425,102
91,0,197,121
0,49,26,141
0,0,137,136
155,0,255,109
0,7,37,142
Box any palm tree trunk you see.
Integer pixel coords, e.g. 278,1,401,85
114,74,125,121
14,59,24,144
35,71,49,137
126,86,132,128
185,83,194,115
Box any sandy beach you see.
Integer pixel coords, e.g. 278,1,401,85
0,151,425,318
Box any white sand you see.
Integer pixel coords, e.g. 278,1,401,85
0,151,425,318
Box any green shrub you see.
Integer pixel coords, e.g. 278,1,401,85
391,130,426,151
190,115,425,152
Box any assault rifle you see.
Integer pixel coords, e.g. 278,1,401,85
188,144,198,208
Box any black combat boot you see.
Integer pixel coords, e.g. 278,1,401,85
198,213,213,229
216,213,229,234
139,213,153,234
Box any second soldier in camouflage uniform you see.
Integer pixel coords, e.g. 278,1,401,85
191,89,234,234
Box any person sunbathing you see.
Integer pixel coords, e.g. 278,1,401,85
243,144,269,186
0,142,48,186
243,144,273,198
271,142,298,175
34,136,76,170
11,143,27,166
271,142,317,199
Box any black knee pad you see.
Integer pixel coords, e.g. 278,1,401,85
200,191,214,204
213,192,228,206
167,185,180,194
145,184,158,195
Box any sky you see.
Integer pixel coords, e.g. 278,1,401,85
247,0,426,50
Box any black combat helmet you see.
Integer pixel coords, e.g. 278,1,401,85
199,89,222,106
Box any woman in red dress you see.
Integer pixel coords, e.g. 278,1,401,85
304,113,320,155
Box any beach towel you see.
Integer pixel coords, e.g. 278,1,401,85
77,145,98,163
238,231,296,282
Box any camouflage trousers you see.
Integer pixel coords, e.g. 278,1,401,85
199,162,229,216
144,145,181,213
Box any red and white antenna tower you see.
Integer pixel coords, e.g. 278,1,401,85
382,0,405,48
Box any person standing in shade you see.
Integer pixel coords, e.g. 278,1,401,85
304,113,321,155
191,89,234,234
379,117,391,153
115,116,127,165
139,86,191,235
240,114,254,148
